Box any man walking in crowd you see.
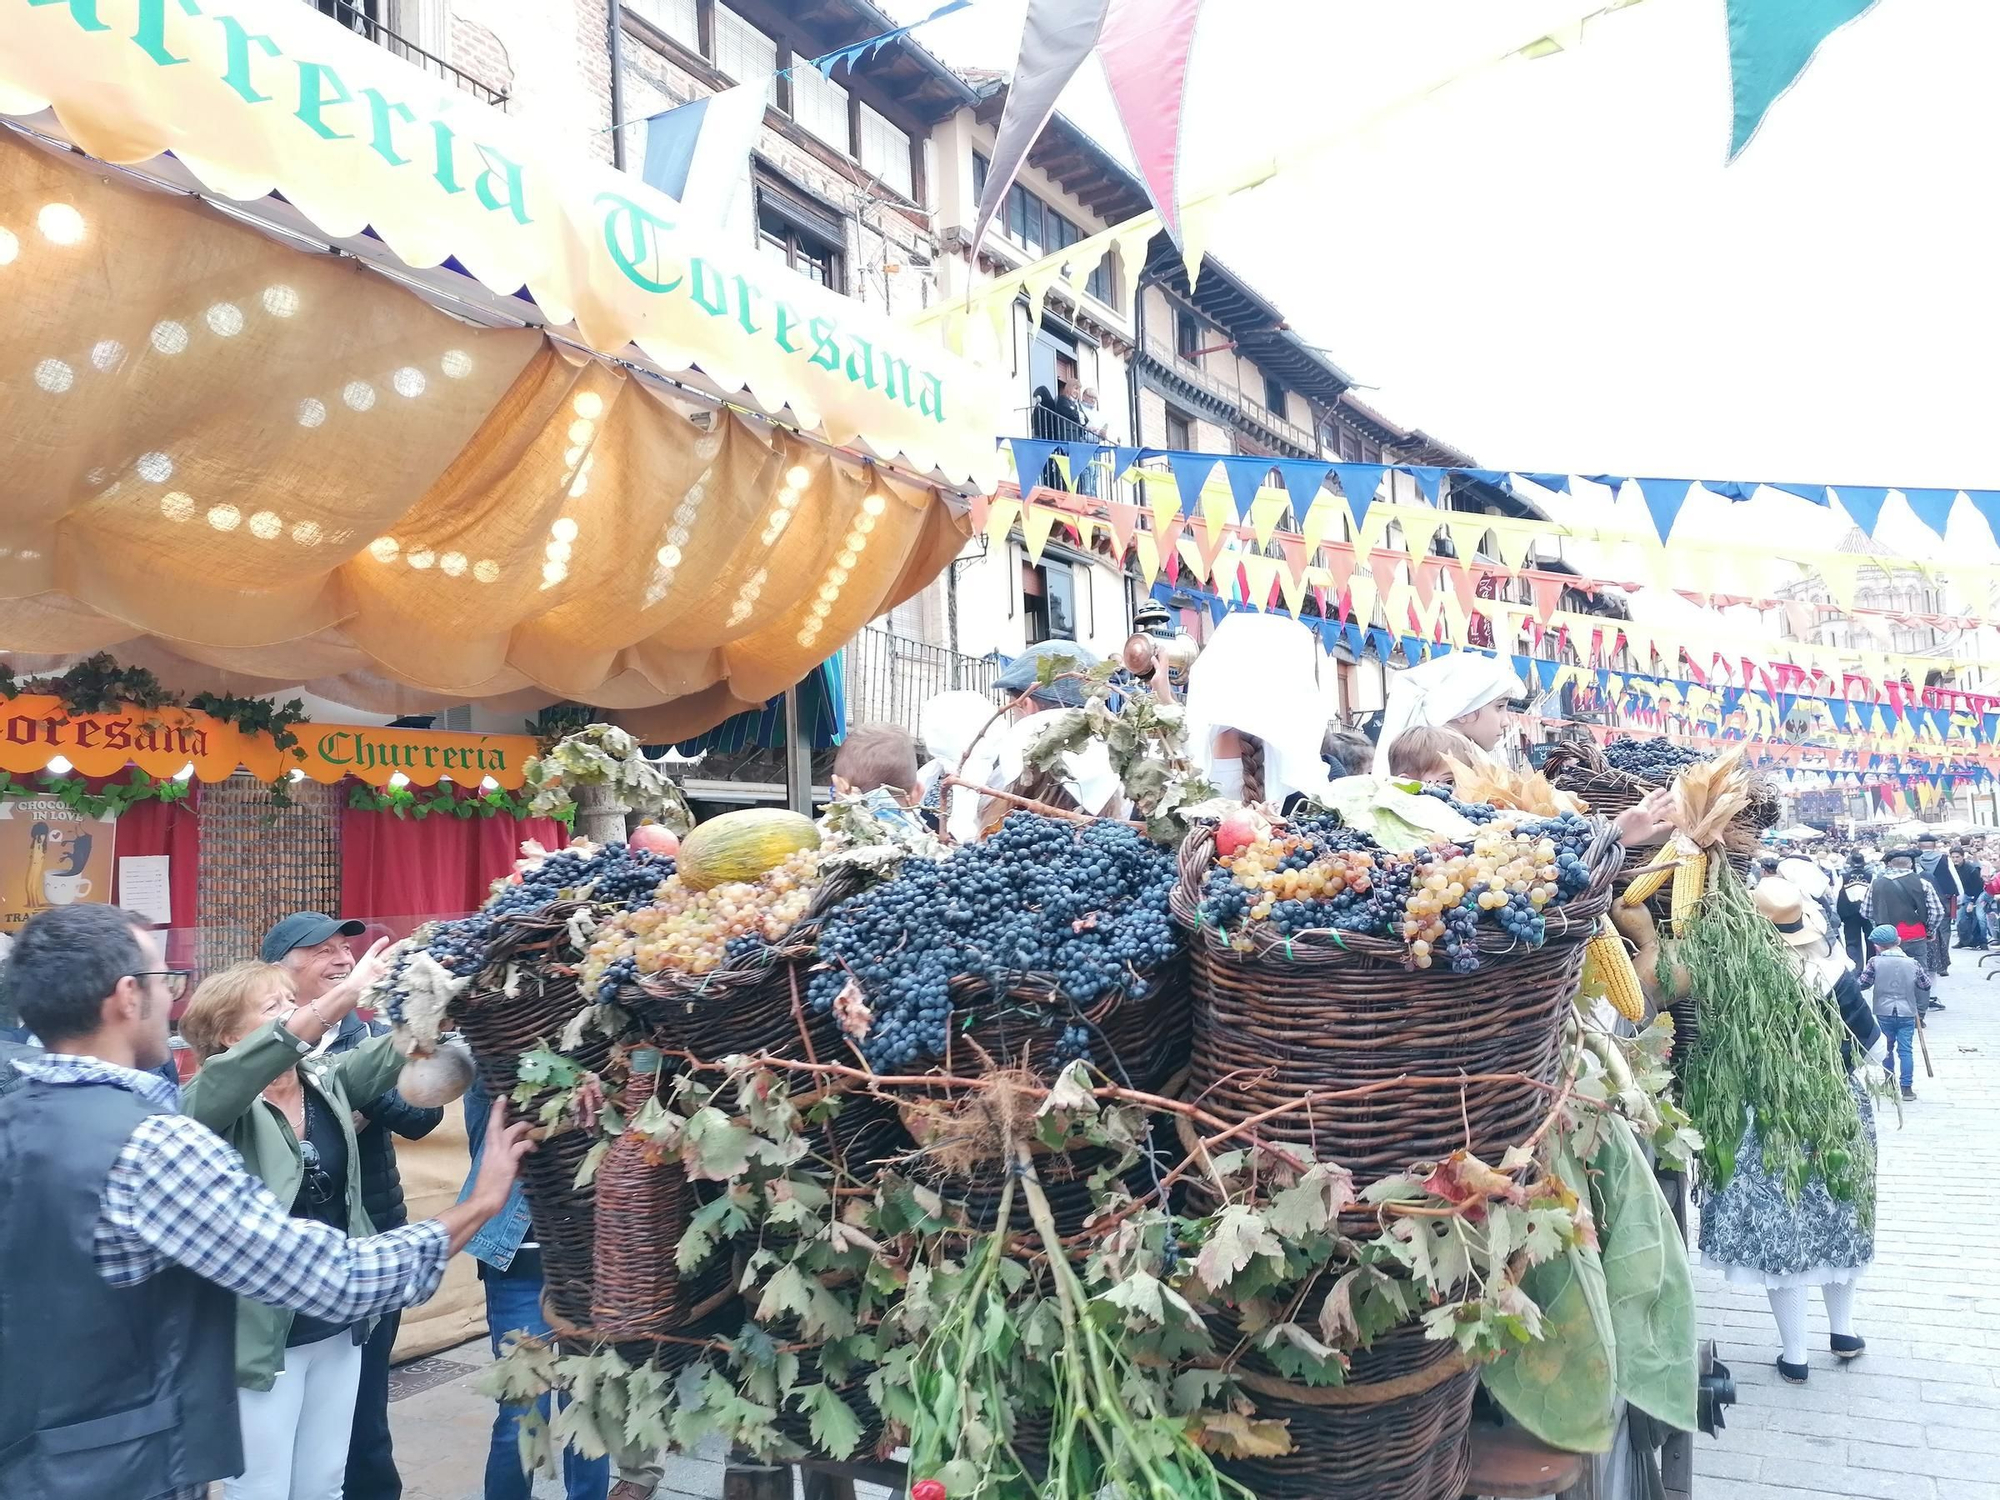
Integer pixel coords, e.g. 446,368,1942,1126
1954,845,1989,950
1859,924,1930,1102
1863,847,1946,993
0,903,534,1500
1915,833,1963,977
1836,851,1874,971
262,913,443,1500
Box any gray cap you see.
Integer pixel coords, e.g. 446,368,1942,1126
260,912,366,963
993,640,1102,708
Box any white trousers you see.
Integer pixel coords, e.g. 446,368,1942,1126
224,1331,363,1500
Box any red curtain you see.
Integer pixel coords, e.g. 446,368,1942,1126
103,784,203,971
340,804,567,939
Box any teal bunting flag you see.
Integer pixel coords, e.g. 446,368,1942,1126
1726,0,1880,159
1007,437,1062,493
1273,460,1332,516
1406,466,1445,504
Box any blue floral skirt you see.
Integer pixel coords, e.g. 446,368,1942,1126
1698,1084,1876,1287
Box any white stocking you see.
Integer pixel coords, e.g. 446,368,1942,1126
1768,1287,1810,1364
1822,1280,1857,1339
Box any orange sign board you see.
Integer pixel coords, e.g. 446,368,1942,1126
0,799,116,932
0,697,538,790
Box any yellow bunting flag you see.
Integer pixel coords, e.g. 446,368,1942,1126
1020,501,1062,564
984,497,1022,555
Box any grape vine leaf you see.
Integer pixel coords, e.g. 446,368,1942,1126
1195,1205,1283,1291
573,1140,610,1190
755,1263,814,1324
681,1107,754,1180
1594,1116,1698,1433
797,1383,864,1461
1264,1162,1356,1238
1193,1410,1294,1459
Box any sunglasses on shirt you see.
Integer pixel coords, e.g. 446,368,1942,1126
297,1139,337,1207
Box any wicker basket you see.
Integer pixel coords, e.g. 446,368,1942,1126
1543,741,1778,896
1168,820,1618,1181
1218,1324,1480,1500
935,957,1191,1090
453,900,615,1329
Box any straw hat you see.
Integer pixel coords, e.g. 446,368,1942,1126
1752,878,1828,947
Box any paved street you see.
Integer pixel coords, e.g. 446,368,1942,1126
387,956,2000,1500
1692,955,2000,1499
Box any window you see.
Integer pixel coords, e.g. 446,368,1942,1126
1086,251,1115,308
791,65,850,149
857,104,913,199
1164,408,1193,451
1175,308,1201,361
1264,374,1286,417
1046,212,1076,251
713,9,779,105
1007,182,1042,252
1022,556,1077,644
758,201,844,290
626,0,699,47
973,150,989,200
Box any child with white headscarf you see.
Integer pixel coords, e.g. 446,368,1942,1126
1372,652,1526,776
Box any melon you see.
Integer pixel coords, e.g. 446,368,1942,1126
677,808,820,890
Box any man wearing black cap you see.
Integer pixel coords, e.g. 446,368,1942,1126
1836,851,1874,970
261,915,440,1500
1865,849,1946,988
1915,834,1964,977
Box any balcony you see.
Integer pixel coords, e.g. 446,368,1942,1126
843,627,1001,738
309,0,509,108
1137,324,1320,456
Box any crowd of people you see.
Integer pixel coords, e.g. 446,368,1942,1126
0,612,1979,1495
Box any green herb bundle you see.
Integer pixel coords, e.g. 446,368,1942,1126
1676,867,1869,1206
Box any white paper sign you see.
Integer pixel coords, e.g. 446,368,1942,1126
118,855,173,926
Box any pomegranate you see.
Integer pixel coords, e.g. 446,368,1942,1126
911,1483,947,1500
1215,806,1263,858
629,823,681,857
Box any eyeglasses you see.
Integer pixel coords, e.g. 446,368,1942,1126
130,970,191,1003
298,1139,337,1206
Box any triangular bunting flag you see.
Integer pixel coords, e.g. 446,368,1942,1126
1726,0,1880,159
1830,486,1891,539
1008,438,1062,494
1770,483,1829,505
1170,452,1218,517
1704,480,1758,502
1634,477,1693,542
968,493,991,532
1020,501,1063,563
1514,473,1572,495
1529,575,1563,626
1249,490,1289,550
1100,502,1141,560
1132,531,1161,585
1404,465,1445,505
1368,550,1403,603
984,497,1022,554
1274,460,1332,518
1901,488,1958,538
1240,553,1284,612
1220,455,1270,521
1332,463,1386,528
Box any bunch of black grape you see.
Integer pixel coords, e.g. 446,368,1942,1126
1419,784,1502,824
1603,738,1708,781
807,813,1180,1072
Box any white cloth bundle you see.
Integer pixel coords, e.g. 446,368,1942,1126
1183,613,1340,807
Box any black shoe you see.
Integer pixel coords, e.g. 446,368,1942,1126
1777,1357,1810,1385
1832,1335,1866,1361
1901,1088,1917,1102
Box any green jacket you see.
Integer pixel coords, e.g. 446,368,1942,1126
180,1019,405,1390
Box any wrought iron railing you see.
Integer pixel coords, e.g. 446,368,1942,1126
309,0,510,107
844,627,1001,736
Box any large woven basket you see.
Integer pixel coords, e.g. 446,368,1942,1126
452,900,614,1329
1543,741,1778,896
935,957,1191,1090
1219,1323,1480,1500
1169,819,1618,1181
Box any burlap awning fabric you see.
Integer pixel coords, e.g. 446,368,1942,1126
0,133,971,742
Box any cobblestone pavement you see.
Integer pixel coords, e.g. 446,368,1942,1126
1691,955,2000,1499
390,956,2000,1500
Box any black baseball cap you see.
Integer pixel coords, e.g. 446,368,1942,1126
260,912,366,963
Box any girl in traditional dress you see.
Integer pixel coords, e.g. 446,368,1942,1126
1698,878,1881,1385
22,822,47,910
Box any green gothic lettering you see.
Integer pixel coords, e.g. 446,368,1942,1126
27,0,108,33
429,119,462,195
771,300,804,354
213,16,280,105
843,334,876,390
295,61,354,140
360,88,415,168
473,145,531,224
688,258,728,318
731,275,762,337
594,193,684,295
807,316,841,373
132,0,202,65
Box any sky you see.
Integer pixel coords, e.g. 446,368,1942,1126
886,0,2000,573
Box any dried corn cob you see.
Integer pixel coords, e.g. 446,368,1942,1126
1621,840,1683,906
1587,918,1647,1022
1670,845,1709,935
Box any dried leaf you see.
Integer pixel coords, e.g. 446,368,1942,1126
1194,1409,1294,1458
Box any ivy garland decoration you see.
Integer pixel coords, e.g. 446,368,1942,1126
0,768,192,819
347,781,571,825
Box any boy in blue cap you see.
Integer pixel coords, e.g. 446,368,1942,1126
1859,925,1930,1101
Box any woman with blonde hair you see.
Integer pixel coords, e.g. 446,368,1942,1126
179,947,397,1500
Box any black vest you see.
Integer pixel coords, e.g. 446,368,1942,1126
0,1076,241,1499
1869,872,1931,932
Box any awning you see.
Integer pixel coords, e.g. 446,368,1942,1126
0,0,1008,486
671,657,848,756
0,1,1010,742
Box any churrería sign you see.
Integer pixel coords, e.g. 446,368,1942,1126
0,0,1007,486
0,697,537,790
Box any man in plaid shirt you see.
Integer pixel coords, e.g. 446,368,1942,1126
0,905,534,1500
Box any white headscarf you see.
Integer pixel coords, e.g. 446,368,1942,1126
919,690,1008,841
1183,613,1339,806
990,710,1124,826
1372,652,1526,775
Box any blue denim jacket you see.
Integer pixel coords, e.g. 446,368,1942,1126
459,1071,534,1271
